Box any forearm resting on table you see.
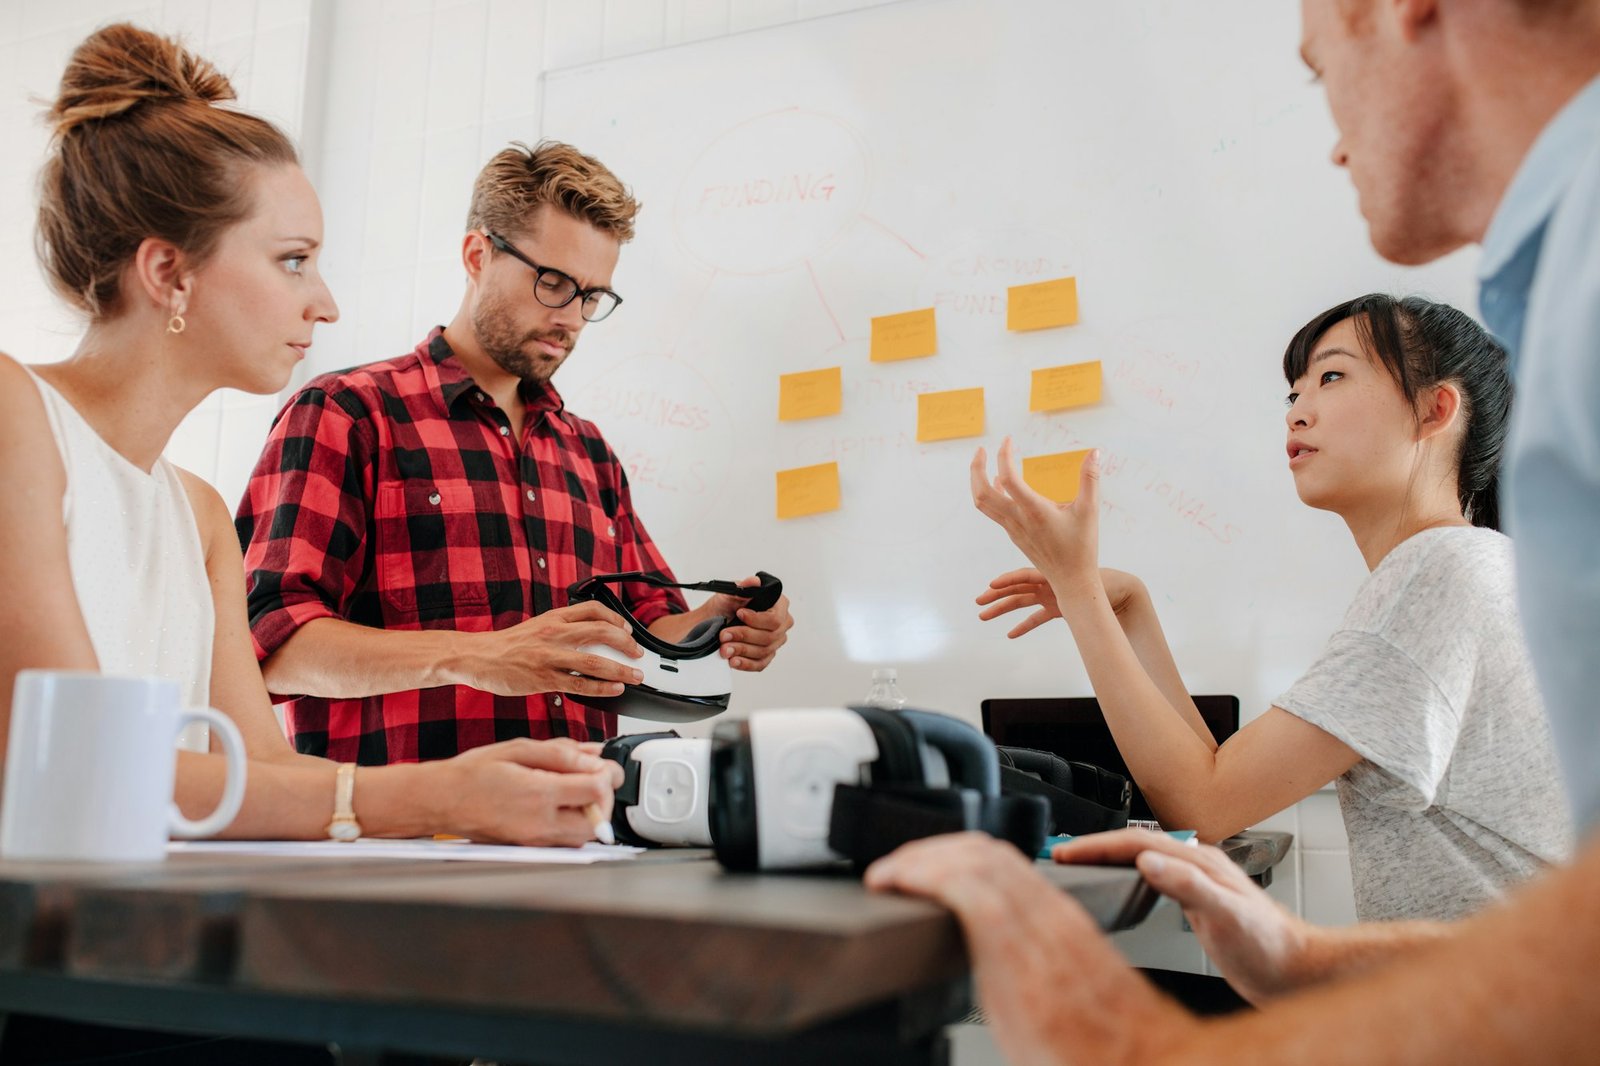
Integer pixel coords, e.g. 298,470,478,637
261,616,470,699
1151,834,1600,1066
175,748,440,840
1279,917,1453,995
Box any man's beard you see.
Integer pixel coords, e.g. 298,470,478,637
472,290,575,385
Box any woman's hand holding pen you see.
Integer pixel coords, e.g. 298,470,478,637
433,738,624,847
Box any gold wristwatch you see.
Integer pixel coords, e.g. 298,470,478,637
327,762,361,842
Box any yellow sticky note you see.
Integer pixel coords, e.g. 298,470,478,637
1007,277,1079,331
1030,361,1103,412
1022,449,1093,503
917,387,985,443
775,462,841,520
778,367,843,421
870,307,938,362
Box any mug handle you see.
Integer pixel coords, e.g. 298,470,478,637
169,708,248,839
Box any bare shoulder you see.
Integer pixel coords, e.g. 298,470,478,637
0,352,47,417
173,467,239,563
0,353,66,492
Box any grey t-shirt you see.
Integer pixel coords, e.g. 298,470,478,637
1277,527,1573,922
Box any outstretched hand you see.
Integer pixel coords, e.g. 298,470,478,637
970,438,1103,599
977,566,1148,637
976,567,1062,637
1052,829,1312,1005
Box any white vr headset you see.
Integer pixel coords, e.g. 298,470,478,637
602,707,1049,871
568,571,782,724
600,730,714,847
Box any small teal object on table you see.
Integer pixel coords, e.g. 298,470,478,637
1037,828,1197,860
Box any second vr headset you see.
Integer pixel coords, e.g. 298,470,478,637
568,570,781,723
708,706,1051,871
601,708,1135,866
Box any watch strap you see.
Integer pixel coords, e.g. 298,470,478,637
327,762,361,841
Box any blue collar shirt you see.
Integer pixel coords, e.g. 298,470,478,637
1478,73,1600,834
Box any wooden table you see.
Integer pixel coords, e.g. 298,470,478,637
0,847,1158,1065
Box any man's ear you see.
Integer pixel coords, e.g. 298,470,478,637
1416,380,1463,442
1389,0,1439,43
130,236,193,316
462,230,490,283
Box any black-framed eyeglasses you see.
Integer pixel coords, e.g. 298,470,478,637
484,232,623,323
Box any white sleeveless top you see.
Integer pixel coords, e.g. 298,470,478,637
28,369,214,711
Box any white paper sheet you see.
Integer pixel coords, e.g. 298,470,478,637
167,838,644,863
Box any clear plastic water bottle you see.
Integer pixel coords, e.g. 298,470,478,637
863,667,907,710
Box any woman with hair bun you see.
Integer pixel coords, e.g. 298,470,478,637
968,294,1572,922
0,24,626,861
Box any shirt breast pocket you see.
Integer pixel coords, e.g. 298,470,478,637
374,481,507,619
570,502,622,584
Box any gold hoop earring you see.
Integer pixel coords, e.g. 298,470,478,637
166,313,186,335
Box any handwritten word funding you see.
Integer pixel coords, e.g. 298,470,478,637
695,173,838,213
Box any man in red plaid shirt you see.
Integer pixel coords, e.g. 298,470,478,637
236,142,794,764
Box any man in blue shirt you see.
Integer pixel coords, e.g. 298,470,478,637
1298,0,1600,835
868,2,1600,1062
1482,77,1600,833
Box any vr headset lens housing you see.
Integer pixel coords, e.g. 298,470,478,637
566,571,782,723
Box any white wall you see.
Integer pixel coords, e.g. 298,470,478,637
0,0,318,510
0,0,1356,940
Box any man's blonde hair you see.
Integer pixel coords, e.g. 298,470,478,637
466,140,639,243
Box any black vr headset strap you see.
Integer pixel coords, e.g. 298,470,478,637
827,783,1049,870
570,571,784,612
897,708,1001,796
826,707,1047,869
847,705,926,783
568,572,783,660
672,571,784,613
827,783,980,870
977,792,1052,855
599,731,681,847
996,746,1132,837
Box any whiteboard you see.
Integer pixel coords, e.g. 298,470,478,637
541,0,1481,731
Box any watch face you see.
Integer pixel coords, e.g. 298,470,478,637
329,819,361,842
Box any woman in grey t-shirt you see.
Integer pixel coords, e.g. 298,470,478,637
970,294,1572,921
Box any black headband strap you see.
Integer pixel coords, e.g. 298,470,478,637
571,571,783,613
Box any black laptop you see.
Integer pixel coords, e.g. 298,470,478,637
980,695,1240,823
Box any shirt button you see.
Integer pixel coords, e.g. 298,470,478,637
498,425,510,437
526,489,536,502
607,525,616,537
537,557,546,569
552,695,563,706
427,492,441,505
476,391,487,402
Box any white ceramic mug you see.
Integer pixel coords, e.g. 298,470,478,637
0,671,248,862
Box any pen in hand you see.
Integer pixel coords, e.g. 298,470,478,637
585,803,616,845
579,744,619,845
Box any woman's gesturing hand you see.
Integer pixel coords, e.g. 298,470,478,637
970,437,1103,600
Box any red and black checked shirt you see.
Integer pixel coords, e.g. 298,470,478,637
236,329,686,763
